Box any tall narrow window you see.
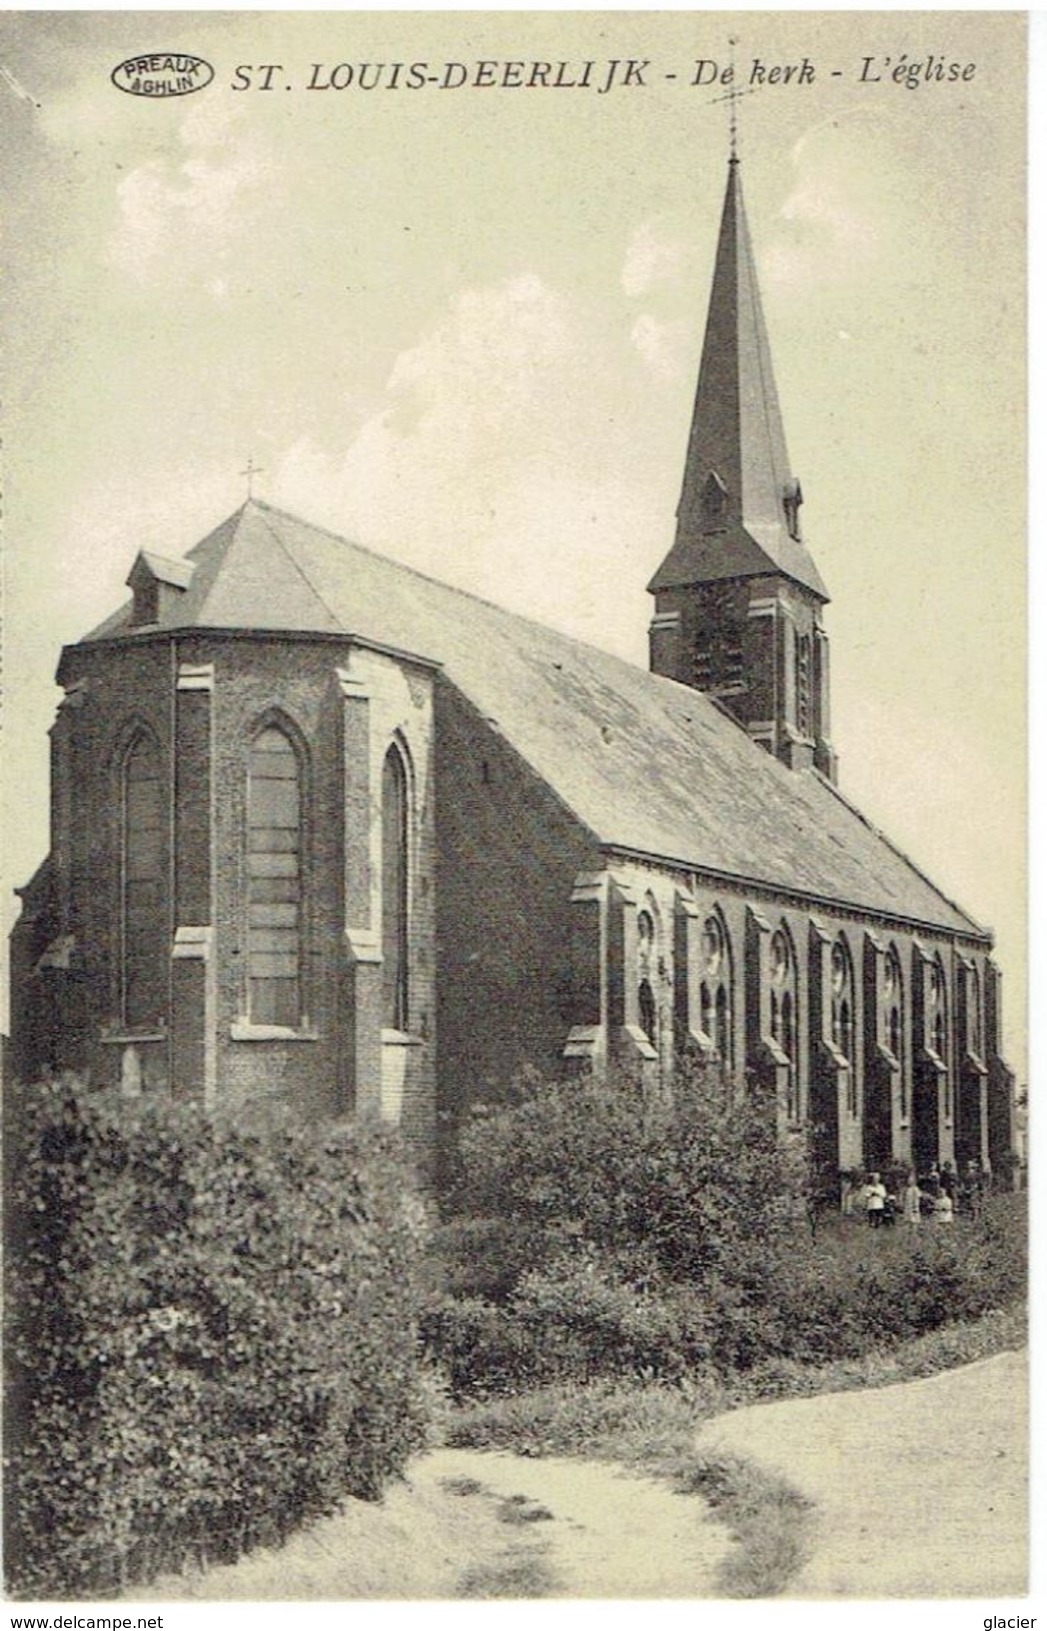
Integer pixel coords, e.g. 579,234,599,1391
885,946,906,1118
382,744,409,1031
700,913,733,1067
928,959,950,1118
795,633,812,737
636,902,660,1054
122,731,165,1028
769,927,798,1119
968,967,983,1057
247,726,301,1028
639,980,657,1048
831,936,856,1115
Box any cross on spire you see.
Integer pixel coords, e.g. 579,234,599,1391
708,38,758,162
240,455,264,500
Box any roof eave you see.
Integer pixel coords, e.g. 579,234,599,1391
600,841,990,944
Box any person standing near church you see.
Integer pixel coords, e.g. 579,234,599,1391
862,1171,887,1229
902,1171,923,1234
933,1186,955,1225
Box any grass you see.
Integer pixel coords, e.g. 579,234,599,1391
676,1455,814,1598
446,1301,1025,1596
456,1544,559,1598
448,1301,1025,1459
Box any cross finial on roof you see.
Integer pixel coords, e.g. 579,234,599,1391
240,455,264,500
708,37,755,163
728,37,739,159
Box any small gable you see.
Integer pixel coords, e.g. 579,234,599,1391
700,471,728,531
782,478,803,542
126,551,195,628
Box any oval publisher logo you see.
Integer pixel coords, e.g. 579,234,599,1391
111,53,214,98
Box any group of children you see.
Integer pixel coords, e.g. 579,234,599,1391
844,1160,988,1230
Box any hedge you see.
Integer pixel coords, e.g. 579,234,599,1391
424,1067,1027,1396
4,1079,429,1598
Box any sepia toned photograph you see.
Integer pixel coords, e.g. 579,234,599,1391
0,8,1029,1609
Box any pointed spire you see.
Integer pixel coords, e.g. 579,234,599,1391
649,159,828,601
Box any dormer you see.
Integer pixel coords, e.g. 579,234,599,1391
126,551,195,628
782,478,803,543
700,471,729,532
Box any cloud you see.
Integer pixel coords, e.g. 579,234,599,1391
621,216,689,297
762,122,906,296
274,272,661,657
628,313,689,380
107,103,271,286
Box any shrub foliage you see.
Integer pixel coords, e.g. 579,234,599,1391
424,1065,1026,1397
5,1080,428,1598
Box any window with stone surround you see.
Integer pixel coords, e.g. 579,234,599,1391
246,725,302,1028
831,935,856,1116
636,901,660,1051
121,729,166,1029
967,964,983,1058
795,631,812,737
693,585,746,693
927,957,950,1117
699,911,732,1067
382,742,410,1031
769,926,798,1120
885,945,906,1118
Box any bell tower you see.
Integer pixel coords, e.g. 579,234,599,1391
648,156,837,782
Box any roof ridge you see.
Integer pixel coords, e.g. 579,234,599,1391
251,505,346,632
807,767,987,938
250,497,625,654
258,500,798,740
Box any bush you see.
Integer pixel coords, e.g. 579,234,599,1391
4,1079,429,1598
446,1064,801,1292
766,1199,1028,1366
426,1063,808,1393
425,1064,1027,1396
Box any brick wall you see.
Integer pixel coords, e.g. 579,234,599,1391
433,679,598,1161
9,629,1012,1192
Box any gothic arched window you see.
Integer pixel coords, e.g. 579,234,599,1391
795,632,812,737
246,725,302,1028
885,946,906,1118
121,730,165,1029
928,958,950,1117
693,586,746,694
831,936,856,1115
639,979,657,1048
635,900,662,1052
968,966,983,1057
769,926,798,1119
701,912,733,1066
382,743,410,1031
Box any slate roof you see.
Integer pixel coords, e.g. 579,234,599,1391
77,499,984,939
650,159,829,600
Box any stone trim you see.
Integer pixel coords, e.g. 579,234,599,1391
345,926,383,964
172,925,213,958
230,1022,320,1042
176,664,214,692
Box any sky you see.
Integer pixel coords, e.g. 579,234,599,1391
0,10,1027,1074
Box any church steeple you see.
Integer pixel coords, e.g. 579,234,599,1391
648,158,837,781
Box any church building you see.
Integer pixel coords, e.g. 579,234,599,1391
9,157,1016,1190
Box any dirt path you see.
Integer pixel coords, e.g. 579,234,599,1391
693,1348,1028,1597
416,1448,732,1596
136,1349,1026,1600
137,1447,729,1599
